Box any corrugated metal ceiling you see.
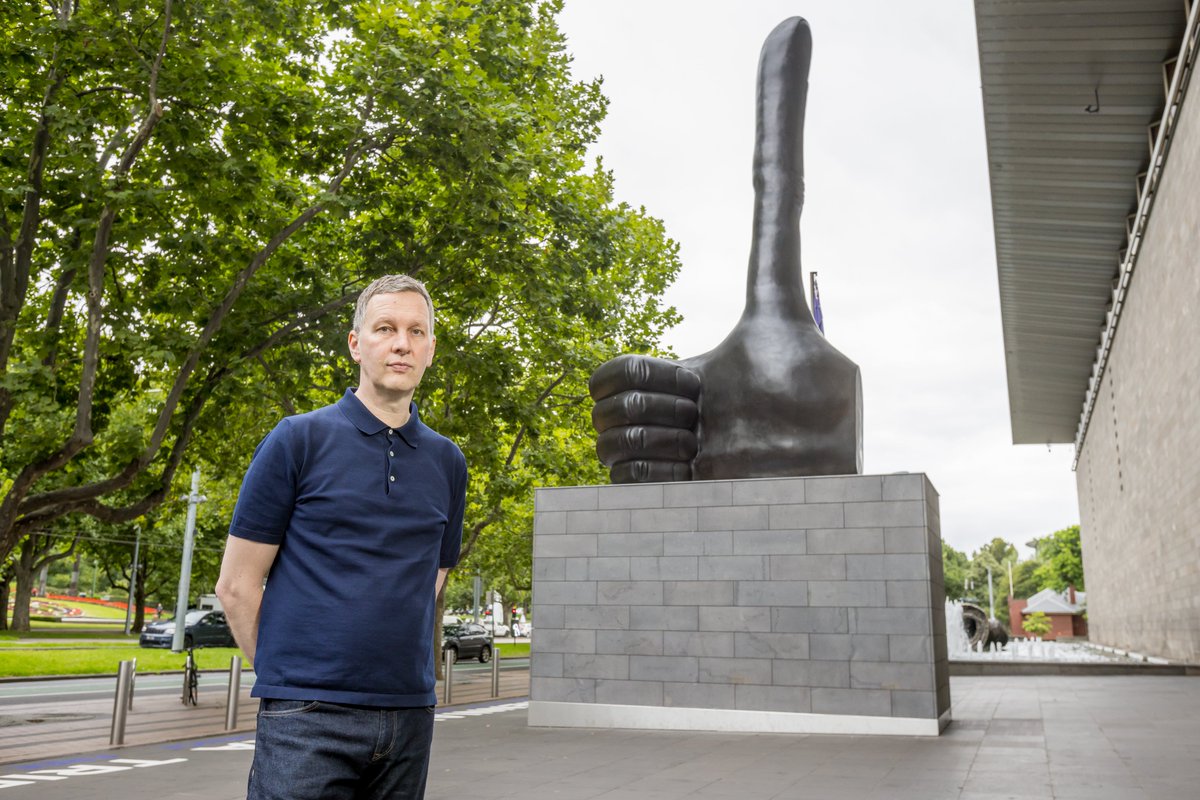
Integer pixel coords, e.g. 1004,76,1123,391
974,0,1188,444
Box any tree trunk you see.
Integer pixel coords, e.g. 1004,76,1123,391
11,545,37,631
132,559,147,633
0,562,12,630
68,551,81,595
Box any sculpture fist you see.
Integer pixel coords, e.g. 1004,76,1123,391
590,18,863,483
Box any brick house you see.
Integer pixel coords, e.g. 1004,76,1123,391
1009,587,1087,640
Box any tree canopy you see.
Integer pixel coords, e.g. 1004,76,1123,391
1,0,682,623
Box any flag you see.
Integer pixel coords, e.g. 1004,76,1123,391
810,272,824,335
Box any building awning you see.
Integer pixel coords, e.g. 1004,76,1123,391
974,0,1188,444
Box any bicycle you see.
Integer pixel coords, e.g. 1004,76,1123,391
182,647,199,706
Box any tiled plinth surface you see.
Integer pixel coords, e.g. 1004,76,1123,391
529,474,950,735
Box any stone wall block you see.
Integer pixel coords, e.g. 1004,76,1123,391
698,657,772,685
807,528,885,554
734,581,809,607
597,484,664,510
805,476,883,503
770,554,847,581
733,529,807,555
663,631,735,658
629,655,699,683
663,580,735,606
769,503,845,530
664,530,733,556
596,630,663,656
699,606,772,632
731,478,806,506
843,501,925,528
630,556,699,581
567,509,631,535
536,487,598,512
664,481,732,507
630,507,697,533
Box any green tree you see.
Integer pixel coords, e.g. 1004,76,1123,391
1022,610,1051,638
1031,525,1085,592
941,542,970,601
0,0,682,622
1010,558,1041,599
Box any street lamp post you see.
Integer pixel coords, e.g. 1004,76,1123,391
171,469,206,653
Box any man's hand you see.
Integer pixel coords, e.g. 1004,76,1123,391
589,18,863,483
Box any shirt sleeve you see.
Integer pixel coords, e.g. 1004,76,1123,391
440,447,467,569
228,419,299,545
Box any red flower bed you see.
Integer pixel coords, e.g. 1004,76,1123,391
46,593,156,615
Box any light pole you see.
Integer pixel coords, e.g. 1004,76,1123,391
124,525,142,635
171,469,206,652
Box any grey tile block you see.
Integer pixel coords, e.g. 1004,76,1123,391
809,633,889,662
597,581,663,606
664,530,733,555
884,527,929,554
564,558,588,581
531,676,595,702
770,503,845,529
773,659,850,688
891,690,937,719
537,487,599,512
531,652,563,677
772,607,849,634
882,474,925,501
808,581,888,607
533,628,596,654
532,604,563,630
664,481,732,507
850,661,934,691
630,507,697,532
699,505,769,531
734,631,810,660
663,580,735,606
731,478,806,505
563,653,630,680
845,555,885,580
595,679,663,707
630,655,698,682
596,630,663,656
533,534,598,558
699,657,771,685
630,605,698,631
597,483,664,510
734,581,809,607
586,557,631,581
887,581,932,608
534,512,567,535
733,529,807,555
698,555,769,580
770,554,846,581
889,634,933,663
663,631,735,657
567,509,631,534
735,684,812,713
564,605,630,630
807,528,885,554
699,606,772,632
811,687,891,716
843,501,925,528
630,556,698,581
851,607,930,635
664,681,736,710
537,580,594,606
534,558,565,581
806,476,882,503
598,533,664,557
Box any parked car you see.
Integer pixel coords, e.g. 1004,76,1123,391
442,622,492,664
139,609,236,649
480,618,510,638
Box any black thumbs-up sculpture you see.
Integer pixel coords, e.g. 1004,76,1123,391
590,18,863,483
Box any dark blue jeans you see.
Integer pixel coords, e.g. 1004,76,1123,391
248,699,435,800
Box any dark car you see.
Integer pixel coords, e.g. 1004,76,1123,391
139,609,236,649
442,622,492,664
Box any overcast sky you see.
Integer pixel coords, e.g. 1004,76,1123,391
556,1,1081,558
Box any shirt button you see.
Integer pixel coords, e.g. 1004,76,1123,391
389,451,395,457
388,429,394,435
389,475,396,482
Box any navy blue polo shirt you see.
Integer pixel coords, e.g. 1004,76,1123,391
228,389,466,707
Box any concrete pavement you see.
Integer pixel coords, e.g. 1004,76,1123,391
0,674,1197,798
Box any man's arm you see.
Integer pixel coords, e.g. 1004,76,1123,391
435,567,449,598
215,536,280,664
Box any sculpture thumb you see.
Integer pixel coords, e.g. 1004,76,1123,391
744,17,817,326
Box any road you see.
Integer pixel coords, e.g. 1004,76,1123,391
0,673,256,707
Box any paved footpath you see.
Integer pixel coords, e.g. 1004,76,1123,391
1,675,1198,799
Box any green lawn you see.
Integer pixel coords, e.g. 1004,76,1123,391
494,642,530,658
0,646,248,677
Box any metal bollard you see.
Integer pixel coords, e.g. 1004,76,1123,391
442,648,453,705
128,657,137,711
225,656,243,731
110,660,135,745
491,647,501,698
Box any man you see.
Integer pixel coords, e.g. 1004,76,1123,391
216,274,467,800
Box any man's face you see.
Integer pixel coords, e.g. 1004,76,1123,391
348,291,436,401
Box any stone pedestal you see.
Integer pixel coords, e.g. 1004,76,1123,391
528,474,950,736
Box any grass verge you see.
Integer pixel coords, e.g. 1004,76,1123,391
0,646,248,677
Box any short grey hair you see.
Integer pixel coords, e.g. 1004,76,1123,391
352,274,435,335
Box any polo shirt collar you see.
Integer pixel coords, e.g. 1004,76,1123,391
338,388,424,448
